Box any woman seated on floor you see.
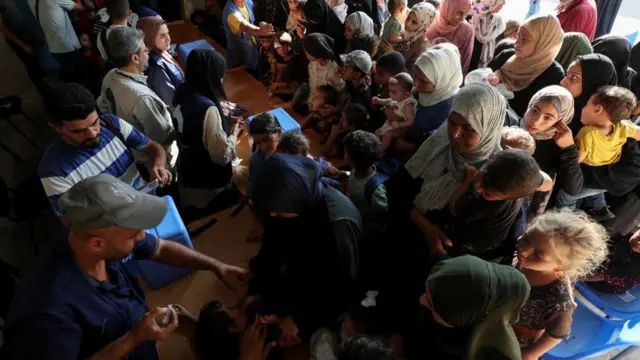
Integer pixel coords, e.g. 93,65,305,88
173,49,244,212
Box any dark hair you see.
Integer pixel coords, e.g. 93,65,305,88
344,130,381,170
477,149,542,199
350,33,380,59
193,301,240,360
46,83,96,124
387,0,406,14
278,131,311,156
494,38,516,57
107,0,130,21
392,72,413,92
318,85,339,107
376,51,405,75
338,336,397,360
591,85,637,123
249,112,281,135
343,103,370,130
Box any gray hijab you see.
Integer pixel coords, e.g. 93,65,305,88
520,85,575,141
406,83,506,213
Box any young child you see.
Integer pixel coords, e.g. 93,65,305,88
341,50,375,108
349,32,381,60
501,126,536,155
576,86,639,166
248,113,282,196
302,85,341,136
513,209,609,360
269,32,308,96
381,0,407,47
344,130,388,234
587,227,640,294
323,103,371,157
371,72,417,152
79,33,101,68
278,131,311,156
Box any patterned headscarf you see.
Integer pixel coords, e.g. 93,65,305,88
470,0,506,68
395,2,437,54
345,11,375,36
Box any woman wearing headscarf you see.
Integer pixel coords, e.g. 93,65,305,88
519,85,583,215
173,49,242,209
248,153,361,338
344,11,376,52
137,16,184,108
469,0,506,70
393,2,437,70
554,32,593,71
556,0,597,41
630,41,640,73
426,0,474,73
345,0,381,35
490,14,565,117
419,256,530,360
302,0,347,54
592,35,637,90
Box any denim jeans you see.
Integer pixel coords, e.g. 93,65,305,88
526,0,541,19
555,187,607,210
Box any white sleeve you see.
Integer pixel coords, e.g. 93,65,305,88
202,106,238,165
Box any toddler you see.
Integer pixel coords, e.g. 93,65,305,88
269,32,307,96
341,50,375,108
513,210,609,360
344,130,388,234
79,33,101,68
349,32,381,60
278,131,311,157
465,68,514,99
323,103,370,157
371,72,417,152
501,126,536,155
381,0,407,46
302,85,341,137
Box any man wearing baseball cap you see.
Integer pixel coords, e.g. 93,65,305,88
3,174,248,360
340,50,375,108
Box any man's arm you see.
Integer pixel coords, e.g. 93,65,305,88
0,20,33,53
227,12,274,37
132,96,175,146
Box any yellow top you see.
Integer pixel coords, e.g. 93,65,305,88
227,5,251,36
576,120,636,166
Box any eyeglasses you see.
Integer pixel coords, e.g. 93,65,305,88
137,48,151,55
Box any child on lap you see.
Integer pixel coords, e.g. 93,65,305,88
372,73,417,152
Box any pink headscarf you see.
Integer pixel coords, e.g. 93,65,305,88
137,16,166,52
426,0,474,73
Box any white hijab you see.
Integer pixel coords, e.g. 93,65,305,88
328,0,348,22
345,11,375,36
414,43,464,107
405,83,506,213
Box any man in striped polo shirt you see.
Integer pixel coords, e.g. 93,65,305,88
39,83,171,220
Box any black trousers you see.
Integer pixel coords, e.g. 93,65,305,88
6,40,47,97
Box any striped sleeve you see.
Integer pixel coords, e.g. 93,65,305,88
116,117,150,150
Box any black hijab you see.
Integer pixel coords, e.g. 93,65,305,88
302,0,347,54
592,35,637,90
303,33,342,65
631,41,640,73
569,54,618,133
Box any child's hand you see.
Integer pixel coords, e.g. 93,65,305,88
486,72,501,86
371,96,381,105
552,121,575,149
464,167,477,183
391,121,399,129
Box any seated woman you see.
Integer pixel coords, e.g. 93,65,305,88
248,153,361,339
417,255,530,360
556,0,597,41
302,0,347,54
137,16,184,108
345,0,381,35
173,49,243,210
592,35,637,90
344,11,375,52
588,226,640,294
554,32,593,71
223,0,275,70
426,0,474,73
468,0,506,70
391,2,436,70
490,14,565,117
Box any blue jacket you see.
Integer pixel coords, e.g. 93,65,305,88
222,0,259,70
147,52,185,107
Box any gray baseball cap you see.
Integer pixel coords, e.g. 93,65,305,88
58,174,168,230
340,50,373,74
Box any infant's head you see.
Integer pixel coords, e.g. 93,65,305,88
388,72,413,102
501,126,536,155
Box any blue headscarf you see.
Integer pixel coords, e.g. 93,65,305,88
250,153,324,214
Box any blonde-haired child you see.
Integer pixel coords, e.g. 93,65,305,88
501,126,536,155
513,209,609,360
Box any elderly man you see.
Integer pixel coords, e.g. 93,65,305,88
97,26,179,169
3,174,248,360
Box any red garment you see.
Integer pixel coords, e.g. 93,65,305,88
557,0,597,41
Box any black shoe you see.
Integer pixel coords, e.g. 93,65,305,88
586,206,616,222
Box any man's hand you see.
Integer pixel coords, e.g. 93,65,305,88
131,307,178,343
261,315,300,345
216,264,250,293
553,121,575,149
240,320,277,360
151,166,172,186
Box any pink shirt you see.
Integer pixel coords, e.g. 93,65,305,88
557,0,597,41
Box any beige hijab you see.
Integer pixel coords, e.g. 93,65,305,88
496,14,564,91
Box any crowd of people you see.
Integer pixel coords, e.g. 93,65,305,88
2,0,640,359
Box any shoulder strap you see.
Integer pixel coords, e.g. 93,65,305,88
364,173,389,204
100,114,132,153
100,29,111,59
35,0,40,22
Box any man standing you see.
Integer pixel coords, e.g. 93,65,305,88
39,83,170,218
3,174,249,360
97,26,179,168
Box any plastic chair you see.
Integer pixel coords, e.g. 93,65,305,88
138,195,194,289
247,108,301,133
0,96,40,150
543,296,640,360
576,282,640,320
626,31,640,46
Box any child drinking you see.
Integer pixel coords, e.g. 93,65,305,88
302,85,341,137
513,209,609,360
344,130,388,234
556,85,639,219
341,50,375,108
381,0,407,47
371,72,417,153
323,103,371,157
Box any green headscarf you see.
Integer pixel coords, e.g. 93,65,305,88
426,256,530,360
555,32,593,71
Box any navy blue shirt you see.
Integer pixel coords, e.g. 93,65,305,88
4,231,160,360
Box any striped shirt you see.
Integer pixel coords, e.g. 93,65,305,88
39,115,149,216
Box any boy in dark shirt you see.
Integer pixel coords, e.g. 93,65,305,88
341,50,376,109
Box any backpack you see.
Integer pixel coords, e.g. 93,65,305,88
364,173,389,204
98,28,115,73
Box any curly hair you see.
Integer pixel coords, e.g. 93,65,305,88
501,126,536,155
526,209,610,279
46,83,96,124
